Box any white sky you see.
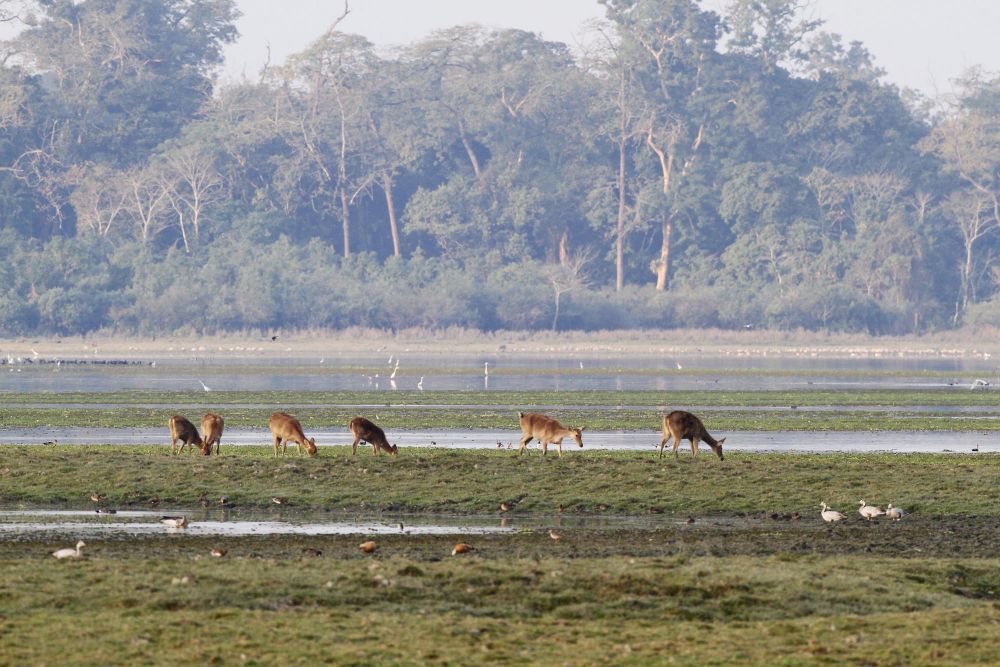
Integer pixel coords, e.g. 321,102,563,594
223,0,1000,97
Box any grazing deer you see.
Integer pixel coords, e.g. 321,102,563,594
517,412,584,457
349,417,398,456
268,412,317,457
169,415,204,455
201,413,224,455
659,410,725,460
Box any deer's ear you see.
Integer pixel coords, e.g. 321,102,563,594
579,426,586,432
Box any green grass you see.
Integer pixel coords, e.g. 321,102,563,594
1,550,997,665
1,447,997,515
4,389,1000,430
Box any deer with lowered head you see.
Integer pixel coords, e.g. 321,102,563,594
169,415,205,455
517,412,584,457
269,412,317,457
349,416,398,456
201,413,224,455
659,410,725,460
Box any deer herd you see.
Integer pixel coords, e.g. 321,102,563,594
167,408,726,460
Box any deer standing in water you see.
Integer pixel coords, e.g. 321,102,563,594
349,417,398,456
201,413,224,455
659,410,725,460
517,412,584,457
169,415,204,455
269,412,318,456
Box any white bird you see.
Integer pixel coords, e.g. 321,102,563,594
387,355,393,365
484,362,489,376
31,348,39,357
885,503,905,521
676,361,683,370
417,376,424,391
161,516,189,529
198,380,211,392
390,361,399,379
579,361,584,369
858,500,885,521
52,540,86,559
820,502,846,523
971,379,990,390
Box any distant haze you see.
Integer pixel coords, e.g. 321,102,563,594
225,0,1000,97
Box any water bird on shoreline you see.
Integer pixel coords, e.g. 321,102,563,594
451,543,473,556
95,508,117,515
199,380,211,392
549,529,562,542
161,516,188,528
272,496,286,505
886,504,905,521
301,548,322,557
52,541,85,559
360,541,378,553
417,376,424,391
858,500,885,521
89,493,104,503
820,503,845,522
211,548,227,558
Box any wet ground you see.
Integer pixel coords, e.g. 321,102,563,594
4,508,997,560
2,426,996,453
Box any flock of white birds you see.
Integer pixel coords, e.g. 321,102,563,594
820,500,906,523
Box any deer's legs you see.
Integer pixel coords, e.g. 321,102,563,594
691,437,700,458
658,433,671,458
518,435,532,455
272,435,282,456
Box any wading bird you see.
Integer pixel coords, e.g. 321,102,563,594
858,500,885,521
820,503,846,523
52,541,86,559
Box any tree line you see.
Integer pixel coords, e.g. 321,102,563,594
1,0,999,335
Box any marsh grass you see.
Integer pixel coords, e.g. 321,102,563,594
1,551,997,665
1,447,997,515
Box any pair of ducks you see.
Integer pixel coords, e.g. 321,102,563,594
820,500,905,523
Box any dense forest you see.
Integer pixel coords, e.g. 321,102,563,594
1,0,999,336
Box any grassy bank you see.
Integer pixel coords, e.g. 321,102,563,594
4,389,1000,430
1,549,997,665
1,447,997,515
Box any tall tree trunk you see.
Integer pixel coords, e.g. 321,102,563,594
382,172,401,257
653,220,672,291
458,118,482,179
616,138,627,292
340,188,350,257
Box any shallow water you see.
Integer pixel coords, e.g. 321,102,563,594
1,427,995,453
3,352,998,393
0,508,712,540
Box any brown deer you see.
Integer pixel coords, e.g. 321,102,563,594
268,412,317,457
201,413,224,455
169,415,204,455
517,412,584,457
349,417,398,456
659,410,725,460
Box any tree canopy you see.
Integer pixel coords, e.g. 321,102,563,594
1,0,999,335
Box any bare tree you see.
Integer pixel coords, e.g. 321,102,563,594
66,163,128,237
161,145,223,248
124,166,171,243
941,191,998,324
546,247,595,331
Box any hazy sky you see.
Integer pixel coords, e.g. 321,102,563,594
223,0,1000,97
